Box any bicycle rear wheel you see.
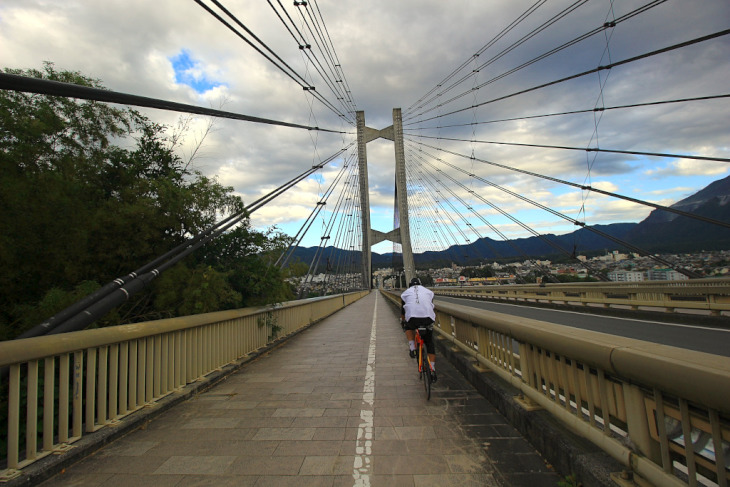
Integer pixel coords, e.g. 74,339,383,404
421,345,431,400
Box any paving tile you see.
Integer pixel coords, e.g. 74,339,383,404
153,456,237,475
339,474,415,487
273,408,326,418
37,472,112,487
312,428,348,441
444,454,490,474
175,475,258,486
226,456,304,476
273,440,344,456
180,418,241,429
299,455,353,475
70,454,168,475
36,293,555,487
413,473,498,486
252,427,317,441
253,476,333,487
293,416,349,428
96,440,157,457
322,407,359,417
102,474,184,487
394,426,438,440
371,454,452,475
147,439,279,457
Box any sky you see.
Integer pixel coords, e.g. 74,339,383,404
2,0,728,256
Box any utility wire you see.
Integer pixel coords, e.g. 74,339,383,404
194,0,348,120
20,144,352,338
277,0,357,121
300,161,360,294
411,139,730,231
406,156,523,277
406,0,667,121
309,0,357,111
408,141,701,278
292,0,357,120
277,151,355,267
408,147,560,282
406,0,547,113
404,94,730,131
412,132,730,163
409,142,611,280
408,28,730,125
0,72,343,133
407,0,590,118
266,0,356,121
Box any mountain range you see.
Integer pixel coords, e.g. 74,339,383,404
286,175,730,269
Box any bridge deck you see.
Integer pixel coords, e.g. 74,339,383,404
39,292,558,487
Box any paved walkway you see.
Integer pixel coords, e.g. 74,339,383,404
39,292,558,486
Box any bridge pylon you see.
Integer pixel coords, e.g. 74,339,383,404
356,108,415,289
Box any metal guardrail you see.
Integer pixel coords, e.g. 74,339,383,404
0,291,369,479
381,289,730,487
432,278,730,315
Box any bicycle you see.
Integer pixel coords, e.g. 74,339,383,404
414,325,434,400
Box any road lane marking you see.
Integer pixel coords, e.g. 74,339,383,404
353,293,377,487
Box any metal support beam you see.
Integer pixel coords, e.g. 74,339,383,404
356,109,415,288
393,108,416,283
356,111,372,289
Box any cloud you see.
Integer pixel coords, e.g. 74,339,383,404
2,0,728,250
645,159,729,178
169,49,226,94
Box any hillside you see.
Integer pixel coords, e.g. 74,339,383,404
285,175,730,269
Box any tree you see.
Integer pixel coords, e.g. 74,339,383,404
0,64,289,339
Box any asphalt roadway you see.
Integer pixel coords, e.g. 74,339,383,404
435,296,730,357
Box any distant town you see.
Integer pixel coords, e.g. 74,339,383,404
378,249,730,288
293,250,730,294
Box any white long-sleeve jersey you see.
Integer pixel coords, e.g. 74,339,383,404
400,285,436,321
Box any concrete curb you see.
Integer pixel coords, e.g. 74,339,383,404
436,294,730,329
434,334,625,487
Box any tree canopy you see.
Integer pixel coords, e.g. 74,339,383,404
0,63,293,340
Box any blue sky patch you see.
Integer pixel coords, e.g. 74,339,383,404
169,49,224,93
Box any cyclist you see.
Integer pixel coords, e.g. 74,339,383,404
400,277,437,382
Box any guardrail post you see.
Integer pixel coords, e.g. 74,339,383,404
623,383,661,463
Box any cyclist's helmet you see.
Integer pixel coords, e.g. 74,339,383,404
409,277,421,287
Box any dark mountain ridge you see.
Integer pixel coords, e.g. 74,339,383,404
285,175,730,268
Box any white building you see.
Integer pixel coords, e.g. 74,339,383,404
646,268,689,281
608,270,645,282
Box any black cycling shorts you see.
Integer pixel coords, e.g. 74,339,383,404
404,317,435,354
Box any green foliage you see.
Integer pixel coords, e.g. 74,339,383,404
152,264,242,317
460,267,493,278
257,311,282,341
417,273,434,286
554,274,600,283
0,64,292,339
557,474,581,487
285,259,310,278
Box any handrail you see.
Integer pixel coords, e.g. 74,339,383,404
381,289,730,487
0,291,369,479
432,278,730,315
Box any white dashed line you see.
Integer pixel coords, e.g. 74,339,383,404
353,293,377,487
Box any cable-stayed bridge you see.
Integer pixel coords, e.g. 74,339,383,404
1,1,729,486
